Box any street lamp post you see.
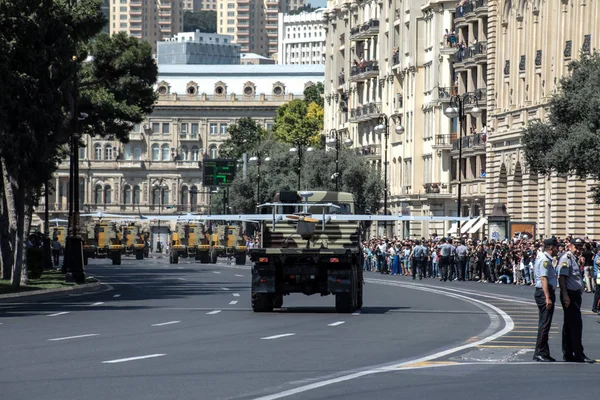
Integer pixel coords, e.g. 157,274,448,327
443,93,482,234
289,139,314,190
374,115,404,236
249,153,271,206
326,129,353,191
152,178,169,253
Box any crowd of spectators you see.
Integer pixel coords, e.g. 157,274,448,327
362,235,600,313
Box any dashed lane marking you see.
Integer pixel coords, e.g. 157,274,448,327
151,321,181,327
212,271,221,274
102,354,166,364
91,302,104,306
261,333,296,340
177,278,187,281
351,311,361,316
229,300,238,305
47,312,70,317
235,274,244,277
207,310,222,315
327,321,345,327
233,293,240,297
221,287,230,291
113,294,121,298
48,334,99,342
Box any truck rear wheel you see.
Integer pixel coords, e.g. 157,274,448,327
83,254,88,266
273,294,283,309
135,251,143,260
335,266,358,313
252,293,274,312
235,253,246,265
199,253,210,264
357,268,363,309
210,250,218,264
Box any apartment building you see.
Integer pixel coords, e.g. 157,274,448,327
157,31,241,64
108,0,184,53
217,0,305,58
487,0,600,238
40,64,324,246
183,0,218,10
324,0,464,239
277,9,326,65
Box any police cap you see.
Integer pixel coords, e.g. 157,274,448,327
543,237,559,247
570,237,585,246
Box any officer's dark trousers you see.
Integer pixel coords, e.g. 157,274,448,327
52,250,60,266
412,258,423,279
457,257,467,281
560,290,585,359
448,259,455,280
439,256,450,281
592,284,600,312
534,288,555,358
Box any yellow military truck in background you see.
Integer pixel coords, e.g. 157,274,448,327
122,223,149,260
209,224,247,265
50,226,68,251
82,221,124,265
168,225,188,264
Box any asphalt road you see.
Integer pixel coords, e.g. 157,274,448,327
1,256,599,400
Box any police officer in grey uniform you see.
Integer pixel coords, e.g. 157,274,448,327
438,239,452,282
557,238,595,363
456,240,468,281
410,240,428,280
533,237,559,362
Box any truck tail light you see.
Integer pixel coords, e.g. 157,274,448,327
289,275,295,279
259,257,269,263
330,258,340,263
336,279,342,283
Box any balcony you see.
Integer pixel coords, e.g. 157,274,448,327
129,26,142,32
455,2,475,19
432,134,455,150
437,86,457,102
395,93,403,110
349,102,381,123
475,0,488,15
349,62,379,82
338,74,345,86
451,132,487,153
420,183,452,198
355,144,381,160
129,8,142,16
350,19,379,40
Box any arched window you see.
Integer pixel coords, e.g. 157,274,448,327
133,147,142,161
94,185,103,204
124,185,132,204
191,145,199,161
94,144,103,160
209,144,218,159
104,185,112,204
133,185,141,205
181,145,189,161
151,144,160,161
161,144,170,161
152,187,160,205
181,186,189,208
190,185,198,211
105,145,113,161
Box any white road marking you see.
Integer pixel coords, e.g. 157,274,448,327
351,311,361,316
252,280,514,400
47,312,70,317
113,294,121,298
261,333,296,340
212,271,221,274
327,321,345,327
229,300,238,305
91,302,104,306
151,321,181,327
207,310,222,315
233,293,240,297
221,287,230,291
48,334,99,342
235,274,244,277
102,354,166,364
177,278,187,281
178,267,184,269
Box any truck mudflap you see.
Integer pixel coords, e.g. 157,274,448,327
252,267,276,293
327,270,352,293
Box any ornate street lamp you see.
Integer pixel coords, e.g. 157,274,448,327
326,129,354,191
443,93,482,234
374,114,404,235
289,138,314,190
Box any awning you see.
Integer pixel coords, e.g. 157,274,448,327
460,216,480,234
446,222,458,235
469,217,488,234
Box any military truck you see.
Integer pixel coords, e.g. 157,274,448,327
209,224,247,265
248,191,363,313
82,221,124,265
122,223,148,260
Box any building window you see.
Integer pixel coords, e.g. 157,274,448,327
190,185,198,210
181,145,189,161
152,122,160,134
209,123,218,135
180,123,188,137
191,145,199,161
191,123,199,138
79,146,86,160
151,144,160,161
94,144,102,160
161,144,170,161
181,186,188,208
124,185,132,205
133,147,142,161
152,187,160,205
162,123,170,135
133,185,140,205
209,145,218,159
95,185,103,204
105,145,113,161
104,186,112,204
220,123,228,135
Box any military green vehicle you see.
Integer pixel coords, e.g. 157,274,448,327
248,190,363,313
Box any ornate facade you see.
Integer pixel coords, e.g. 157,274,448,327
487,0,600,237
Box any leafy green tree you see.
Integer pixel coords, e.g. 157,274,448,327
522,51,600,202
218,117,265,160
183,11,217,33
273,99,323,146
303,81,324,108
288,4,318,16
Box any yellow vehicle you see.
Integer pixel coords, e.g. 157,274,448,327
122,223,149,260
82,221,124,265
50,226,68,250
168,228,187,264
209,224,247,265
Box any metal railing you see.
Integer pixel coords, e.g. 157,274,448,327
350,62,379,79
454,41,487,63
349,102,381,122
434,134,453,146
451,132,487,150
350,19,379,39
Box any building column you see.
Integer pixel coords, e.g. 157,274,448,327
550,175,567,236
585,177,600,238
521,172,538,222
566,177,586,236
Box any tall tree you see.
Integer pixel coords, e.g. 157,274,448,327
522,51,600,201
303,82,324,108
183,11,217,33
218,117,265,160
273,99,323,146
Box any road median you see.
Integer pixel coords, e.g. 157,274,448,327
0,277,110,303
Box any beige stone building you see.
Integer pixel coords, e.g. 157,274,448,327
41,65,323,248
323,0,478,239
183,0,218,11
487,0,600,238
217,0,305,57
109,0,184,53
